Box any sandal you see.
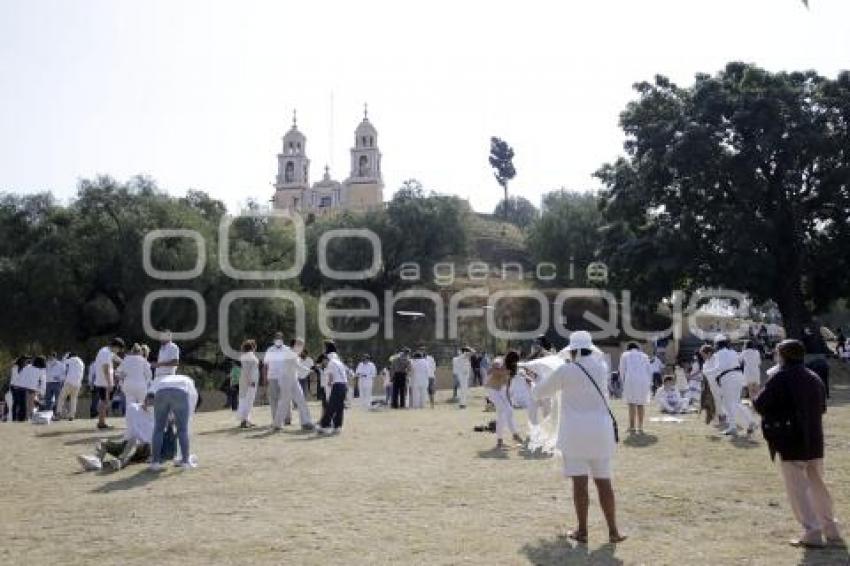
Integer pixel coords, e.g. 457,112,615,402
567,529,588,544
609,533,628,544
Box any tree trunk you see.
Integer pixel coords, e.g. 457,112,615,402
503,185,508,220
776,277,811,340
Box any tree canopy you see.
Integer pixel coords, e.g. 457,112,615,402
597,63,850,338
493,196,539,229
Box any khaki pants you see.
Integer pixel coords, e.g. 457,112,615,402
779,458,841,541
57,383,80,419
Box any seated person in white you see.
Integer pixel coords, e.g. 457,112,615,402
655,376,689,414
77,393,155,472
686,359,703,406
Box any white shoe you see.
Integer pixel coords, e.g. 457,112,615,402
77,454,102,472
148,462,165,472
722,427,739,437
316,427,332,435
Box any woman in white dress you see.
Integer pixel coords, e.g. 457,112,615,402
237,340,260,428
618,343,652,434
409,351,431,409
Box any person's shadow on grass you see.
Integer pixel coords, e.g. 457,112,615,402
520,535,624,565
476,447,509,459
623,432,658,448
91,468,161,494
800,542,849,565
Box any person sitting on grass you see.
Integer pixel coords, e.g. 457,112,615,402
77,393,156,472
654,375,689,414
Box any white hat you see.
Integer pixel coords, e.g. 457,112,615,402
713,334,728,345
567,330,594,351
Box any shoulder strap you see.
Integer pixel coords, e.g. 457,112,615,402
574,361,619,440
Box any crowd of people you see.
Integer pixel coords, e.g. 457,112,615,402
0,325,844,549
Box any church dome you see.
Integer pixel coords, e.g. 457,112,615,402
356,117,377,136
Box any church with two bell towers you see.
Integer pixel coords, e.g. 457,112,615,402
272,107,384,215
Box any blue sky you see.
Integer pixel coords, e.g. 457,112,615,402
1,0,848,213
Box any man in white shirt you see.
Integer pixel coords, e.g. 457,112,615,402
94,338,125,430
355,354,377,410
263,331,290,429
740,340,762,400
44,353,66,416
152,330,180,377
278,338,314,430
533,331,626,544
703,335,756,437
77,393,156,472
57,353,85,420
452,347,473,409
317,342,348,434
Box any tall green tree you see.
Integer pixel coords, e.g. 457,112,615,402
493,195,539,229
597,63,850,339
526,190,604,286
489,137,516,219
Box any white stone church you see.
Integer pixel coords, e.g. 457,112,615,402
271,108,384,215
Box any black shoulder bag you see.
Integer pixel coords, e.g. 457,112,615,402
575,362,619,443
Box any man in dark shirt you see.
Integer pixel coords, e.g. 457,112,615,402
753,339,843,548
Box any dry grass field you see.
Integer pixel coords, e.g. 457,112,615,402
1,366,849,566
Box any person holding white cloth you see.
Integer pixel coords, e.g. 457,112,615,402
237,340,260,428
533,331,627,545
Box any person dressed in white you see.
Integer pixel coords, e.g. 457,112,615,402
409,351,431,409
237,340,260,428
277,338,314,431
152,330,179,378
117,343,153,406
740,340,762,400
619,342,652,434
44,353,66,416
425,350,437,409
355,354,377,410
703,335,756,437
486,353,524,449
654,376,689,414
56,353,85,420
648,353,664,395
263,332,289,428
17,357,47,420
674,362,689,397
452,347,473,409
77,393,157,472
686,356,704,407
533,331,626,544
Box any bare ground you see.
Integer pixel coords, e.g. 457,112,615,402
1,371,849,566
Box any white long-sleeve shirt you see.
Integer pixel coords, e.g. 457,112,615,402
355,361,377,380
740,348,761,382
64,357,86,388
117,354,152,392
703,348,743,384
533,355,615,459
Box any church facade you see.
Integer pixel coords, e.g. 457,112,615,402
272,109,384,216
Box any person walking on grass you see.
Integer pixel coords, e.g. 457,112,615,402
317,341,348,435
94,338,125,430
485,353,524,450
533,331,627,545
753,339,844,549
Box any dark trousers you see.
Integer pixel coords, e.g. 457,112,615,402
806,359,830,398
11,386,27,422
320,383,347,429
43,381,62,412
299,377,309,399
227,386,238,410
391,372,407,408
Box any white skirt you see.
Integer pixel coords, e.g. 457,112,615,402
623,375,651,405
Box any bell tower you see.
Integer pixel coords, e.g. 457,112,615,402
273,110,310,209
343,104,384,210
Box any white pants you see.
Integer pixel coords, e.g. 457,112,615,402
779,458,841,540
720,375,755,430
457,372,469,407
359,377,373,409
268,380,281,423
487,387,517,439
410,384,428,409
124,382,148,406
56,383,80,419
657,397,688,413
237,385,257,422
276,377,312,427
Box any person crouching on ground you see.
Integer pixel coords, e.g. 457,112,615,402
485,352,524,450
654,375,688,414
532,331,626,544
753,339,844,548
77,392,156,472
